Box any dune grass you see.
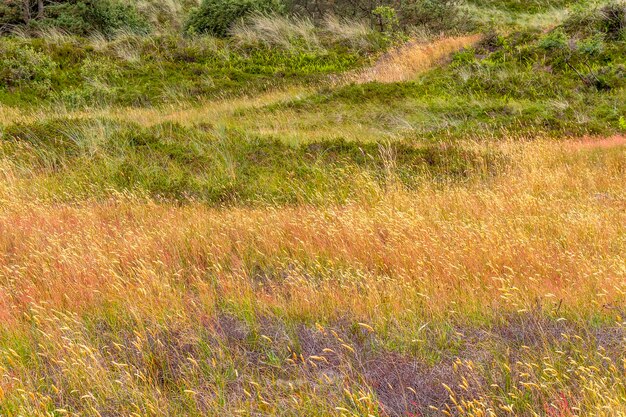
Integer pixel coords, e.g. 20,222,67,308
1,2,626,416
0,138,624,416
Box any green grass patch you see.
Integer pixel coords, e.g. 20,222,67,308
0,34,374,107
1,117,504,204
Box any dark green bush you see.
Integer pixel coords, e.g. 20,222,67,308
0,0,150,36
399,0,466,31
0,1,23,27
577,34,605,56
0,40,55,91
38,0,150,36
538,28,569,50
185,0,285,37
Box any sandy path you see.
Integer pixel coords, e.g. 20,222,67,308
350,34,481,84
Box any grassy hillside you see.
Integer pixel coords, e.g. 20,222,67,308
0,30,379,107
0,1,625,416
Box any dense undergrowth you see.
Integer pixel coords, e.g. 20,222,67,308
0,1,625,417
0,33,377,107
2,2,624,138
264,10,626,141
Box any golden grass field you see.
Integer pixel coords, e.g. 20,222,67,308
0,3,625,409
0,131,624,415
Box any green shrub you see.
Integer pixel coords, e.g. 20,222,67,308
32,0,150,36
185,0,285,37
564,1,626,39
0,1,23,27
0,40,55,91
590,64,626,91
372,6,399,33
398,0,465,31
451,47,477,67
538,28,569,50
477,30,508,52
577,34,605,56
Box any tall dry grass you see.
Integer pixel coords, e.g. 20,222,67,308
230,13,378,52
231,13,321,51
0,139,624,415
352,34,481,83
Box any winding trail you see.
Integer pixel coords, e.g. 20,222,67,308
351,34,481,84
0,35,480,128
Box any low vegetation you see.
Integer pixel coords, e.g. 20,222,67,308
2,117,505,203
0,31,377,107
0,0,624,416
